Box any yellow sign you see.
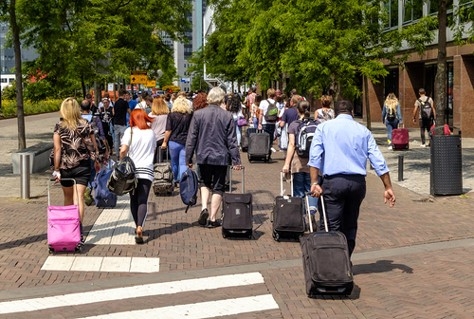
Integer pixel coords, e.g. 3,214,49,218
130,75,147,85
146,80,156,88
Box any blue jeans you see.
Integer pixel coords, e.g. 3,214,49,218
385,119,399,142
169,140,186,183
293,172,318,213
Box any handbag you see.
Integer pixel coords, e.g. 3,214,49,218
107,129,137,195
237,117,248,127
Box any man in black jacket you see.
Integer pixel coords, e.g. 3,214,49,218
113,89,130,156
185,87,242,227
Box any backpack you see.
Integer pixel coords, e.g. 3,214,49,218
295,119,320,158
264,100,279,122
179,168,199,213
92,166,117,207
419,98,433,119
107,156,137,196
82,114,107,158
386,107,396,121
153,162,174,196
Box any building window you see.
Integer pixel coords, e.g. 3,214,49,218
403,0,423,24
384,0,399,29
429,0,453,15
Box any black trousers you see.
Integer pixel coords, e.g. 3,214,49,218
318,174,366,257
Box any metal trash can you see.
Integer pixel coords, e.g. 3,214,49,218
430,134,463,195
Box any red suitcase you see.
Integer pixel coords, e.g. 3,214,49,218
392,127,409,150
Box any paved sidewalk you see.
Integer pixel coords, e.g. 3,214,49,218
0,113,473,318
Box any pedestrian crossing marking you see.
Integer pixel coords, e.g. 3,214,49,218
78,294,279,319
41,256,160,273
0,272,266,314
85,199,136,245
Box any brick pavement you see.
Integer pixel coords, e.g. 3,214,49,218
0,113,473,318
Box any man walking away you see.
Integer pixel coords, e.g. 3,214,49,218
113,89,130,156
412,88,436,147
308,100,396,258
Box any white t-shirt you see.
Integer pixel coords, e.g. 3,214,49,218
121,127,156,182
258,98,276,125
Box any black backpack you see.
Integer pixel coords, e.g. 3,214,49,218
295,119,320,158
419,98,433,119
386,107,396,121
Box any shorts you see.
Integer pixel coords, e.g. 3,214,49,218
198,164,228,195
60,160,91,187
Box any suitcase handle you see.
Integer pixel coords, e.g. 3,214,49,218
47,178,77,206
280,172,293,197
228,166,245,193
305,193,329,233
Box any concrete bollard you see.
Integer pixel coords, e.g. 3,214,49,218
20,153,31,199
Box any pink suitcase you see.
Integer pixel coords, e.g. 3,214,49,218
47,179,82,253
392,128,409,150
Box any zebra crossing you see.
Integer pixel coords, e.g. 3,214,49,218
42,199,161,273
0,272,280,318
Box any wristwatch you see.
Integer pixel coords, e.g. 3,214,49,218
311,182,319,186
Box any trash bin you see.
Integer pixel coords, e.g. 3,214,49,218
430,134,463,195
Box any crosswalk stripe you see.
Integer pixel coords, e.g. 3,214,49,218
85,199,136,245
78,294,279,319
0,272,265,314
41,256,160,273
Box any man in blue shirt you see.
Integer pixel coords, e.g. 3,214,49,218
308,100,396,257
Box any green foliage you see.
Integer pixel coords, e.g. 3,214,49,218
23,80,55,102
0,98,62,118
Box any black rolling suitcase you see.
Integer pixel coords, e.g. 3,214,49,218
221,167,253,239
272,173,305,241
300,196,354,296
247,129,270,162
240,127,249,152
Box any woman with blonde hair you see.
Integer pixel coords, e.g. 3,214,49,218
161,96,193,185
149,96,170,163
52,97,100,243
382,92,403,149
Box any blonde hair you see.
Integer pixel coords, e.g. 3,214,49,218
385,93,398,109
171,96,192,114
59,97,83,130
151,96,170,115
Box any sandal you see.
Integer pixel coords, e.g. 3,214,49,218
135,226,144,244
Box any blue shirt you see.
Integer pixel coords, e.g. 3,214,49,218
308,114,389,177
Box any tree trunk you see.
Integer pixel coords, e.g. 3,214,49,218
364,75,371,131
10,0,26,150
435,0,447,126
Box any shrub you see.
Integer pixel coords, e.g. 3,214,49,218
0,99,62,119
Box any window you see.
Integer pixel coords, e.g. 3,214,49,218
429,0,453,15
384,0,399,29
403,0,423,24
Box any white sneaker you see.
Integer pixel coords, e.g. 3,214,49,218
271,147,277,153
420,144,426,148
388,145,392,150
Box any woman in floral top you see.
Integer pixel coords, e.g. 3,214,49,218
52,97,99,242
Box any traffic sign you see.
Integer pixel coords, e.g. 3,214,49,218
130,75,147,85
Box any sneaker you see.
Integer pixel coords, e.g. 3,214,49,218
271,147,277,153
198,208,209,226
387,139,391,145
388,145,393,150
420,144,426,148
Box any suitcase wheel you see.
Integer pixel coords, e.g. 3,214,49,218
48,247,54,254
272,231,280,242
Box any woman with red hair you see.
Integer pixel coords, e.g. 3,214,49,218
119,109,156,244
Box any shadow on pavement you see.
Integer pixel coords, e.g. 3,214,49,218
353,259,413,275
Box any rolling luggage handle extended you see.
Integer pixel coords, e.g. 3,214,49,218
48,178,78,206
305,194,328,233
280,172,293,197
228,166,245,194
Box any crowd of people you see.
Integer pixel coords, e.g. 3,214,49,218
51,86,396,256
